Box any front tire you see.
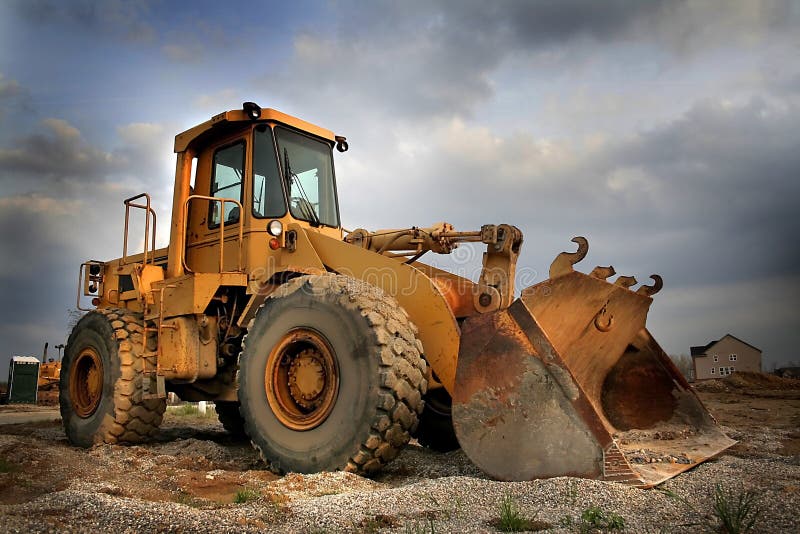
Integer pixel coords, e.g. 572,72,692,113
238,274,427,475
60,309,165,446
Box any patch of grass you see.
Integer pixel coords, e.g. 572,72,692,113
711,484,761,534
171,403,217,418
559,514,575,528
422,493,462,521
579,505,625,532
660,483,762,533
490,494,551,532
566,480,579,504
405,517,436,533
175,491,203,508
358,514,400,532
0,458,17,473
233,487,260,504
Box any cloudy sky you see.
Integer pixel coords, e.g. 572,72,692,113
1,0,798,377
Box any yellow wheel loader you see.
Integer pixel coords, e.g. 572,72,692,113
61,103,733,486
37,342,62,391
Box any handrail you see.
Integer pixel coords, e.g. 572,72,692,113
122,193,157,266
182,195,244,274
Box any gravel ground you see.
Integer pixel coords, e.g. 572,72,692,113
1,377,798,533
2,452,798,533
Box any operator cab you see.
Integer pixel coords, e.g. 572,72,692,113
174,104,346,275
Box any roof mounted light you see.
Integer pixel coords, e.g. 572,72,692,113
335,135,348,152
243,101,262,121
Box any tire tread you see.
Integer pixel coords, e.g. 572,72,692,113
240,274,427,476
62,308,165,446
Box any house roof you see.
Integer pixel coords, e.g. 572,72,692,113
690,334,762,358
690,343,713,356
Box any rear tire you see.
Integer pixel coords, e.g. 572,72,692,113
238,274,427,475
60,308,165,446
215,401,247,438
415,388,460,452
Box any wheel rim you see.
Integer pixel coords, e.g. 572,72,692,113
70,347,104,418
266,328,339,431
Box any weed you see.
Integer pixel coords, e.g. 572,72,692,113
559,514,574,528
711,484,761,534
566,481,579,504
0,457,16,473
499,494,527,532
357,514,400,533
405,517,436,533
360,517,379,534
422,493,454,520
491,494,551,532
452,494,464,518
234,487,260,504
658,487,680,500
175,491,203,508
579,505,625,532
660,483,761,533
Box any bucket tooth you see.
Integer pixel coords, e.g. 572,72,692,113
614,275,637,289
636,274,663,297
590,265,616,280
549,236,589,279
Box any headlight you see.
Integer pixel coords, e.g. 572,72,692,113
267,220,283,236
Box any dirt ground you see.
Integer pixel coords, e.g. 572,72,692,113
693,372,800,458
0,372,798,532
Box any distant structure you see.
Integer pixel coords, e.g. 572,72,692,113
775,367,800,379
690,334,762,381
5,356,41,404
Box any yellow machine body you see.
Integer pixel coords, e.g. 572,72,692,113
73,104,733,485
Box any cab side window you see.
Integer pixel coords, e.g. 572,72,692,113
209,142,245,227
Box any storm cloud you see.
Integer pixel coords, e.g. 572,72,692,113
13,0,157,44
0,118,115,181
268,0,799,122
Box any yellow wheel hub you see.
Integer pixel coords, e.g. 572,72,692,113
70,347,104,418
288,349,327,410
266,329,339,431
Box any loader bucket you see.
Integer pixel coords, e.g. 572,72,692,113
451,240,734,487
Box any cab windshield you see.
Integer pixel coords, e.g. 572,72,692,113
274,127,340,228
253,126,287,218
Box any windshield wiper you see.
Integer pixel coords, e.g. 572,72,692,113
283,147,320,226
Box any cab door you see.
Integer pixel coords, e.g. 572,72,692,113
185,133,248,274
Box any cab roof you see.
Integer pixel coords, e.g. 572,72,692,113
174,107,336,153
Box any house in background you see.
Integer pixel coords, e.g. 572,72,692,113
690,334,762,381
